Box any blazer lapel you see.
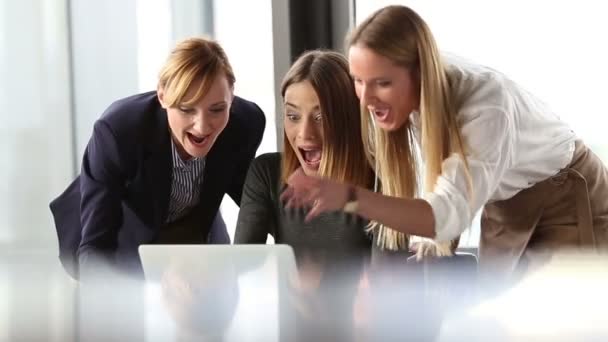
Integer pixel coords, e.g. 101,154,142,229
143,105,172,228
195,127,236,223
197,143,223,212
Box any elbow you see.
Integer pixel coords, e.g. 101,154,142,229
423,194,468,242
433,221,466,243
418,198,437,239
77,246,114,278
424,229,436,240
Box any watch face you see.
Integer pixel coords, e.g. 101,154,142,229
343,186,358,213
343,201,358,214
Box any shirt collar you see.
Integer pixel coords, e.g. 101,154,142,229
170,138,204,169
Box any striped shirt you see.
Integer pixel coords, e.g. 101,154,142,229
165,139,206,223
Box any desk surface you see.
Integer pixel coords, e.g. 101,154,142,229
1,250,607,342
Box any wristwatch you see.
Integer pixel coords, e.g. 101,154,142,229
343,185,358,214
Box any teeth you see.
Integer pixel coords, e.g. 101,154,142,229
368,107,388,114
302,149,321,163
189,134,206,144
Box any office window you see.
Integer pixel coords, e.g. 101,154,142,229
213,0,278,241
0,0,73,249
70,0,170,160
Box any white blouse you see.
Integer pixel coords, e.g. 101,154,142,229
415,55,576,242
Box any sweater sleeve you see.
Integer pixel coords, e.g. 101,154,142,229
234,153,279,243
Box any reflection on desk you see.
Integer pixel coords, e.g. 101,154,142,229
2,250,607,341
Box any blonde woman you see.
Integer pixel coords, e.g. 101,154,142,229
282,5,608,280
50,37,265,279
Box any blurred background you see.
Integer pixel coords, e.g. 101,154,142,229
1,0,607,340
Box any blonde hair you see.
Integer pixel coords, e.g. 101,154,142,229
281,50,372,189
158,37,235,107
348,5,471,250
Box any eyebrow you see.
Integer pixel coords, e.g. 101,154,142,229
285,101,299,109
209,101,228,107
284,102,321,111
351,75,390,82
178,100,227,108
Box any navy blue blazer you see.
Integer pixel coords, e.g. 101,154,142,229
49,91,265,278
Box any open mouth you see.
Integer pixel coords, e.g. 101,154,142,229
298,147,321,168
187,132,210,147
369,107,390,122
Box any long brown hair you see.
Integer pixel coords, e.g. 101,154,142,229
348,5,471,250
281,50,372,189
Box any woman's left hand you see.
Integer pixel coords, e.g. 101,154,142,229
280,168,349,222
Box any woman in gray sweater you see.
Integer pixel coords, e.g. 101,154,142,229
234,50,373,340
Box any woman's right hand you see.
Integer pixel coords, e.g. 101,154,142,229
410,239,455,261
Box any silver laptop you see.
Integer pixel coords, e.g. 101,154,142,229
138,244,297,282
138,244,298,342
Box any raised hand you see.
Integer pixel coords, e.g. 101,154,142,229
280,168,350,222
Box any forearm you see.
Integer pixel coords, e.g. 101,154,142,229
353,187,435,238
78,245,118,280
234,213,271,243
78,190,122,277
234,186,272,244
234,194,271,244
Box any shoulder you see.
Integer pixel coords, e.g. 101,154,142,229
96,91,166,143
243,152,282,193
248,153,282,179
99,91,162,127
228,96,266,134
217,96,267,154
89,91,168,172
253,152,281,168
445,60,514,135
444,55,513,112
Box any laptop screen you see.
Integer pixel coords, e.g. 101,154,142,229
139,244,297,341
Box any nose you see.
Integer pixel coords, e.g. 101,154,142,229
359,84,375,107
192,112,206,134
297,116,318,140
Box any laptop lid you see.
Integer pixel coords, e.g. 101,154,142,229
138,244,298,341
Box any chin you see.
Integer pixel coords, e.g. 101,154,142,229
376,122,392,131
378,120,402,132
301,165,319,176
186,148,209,159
